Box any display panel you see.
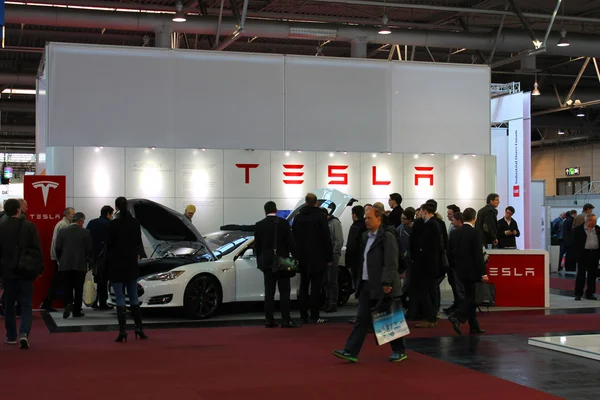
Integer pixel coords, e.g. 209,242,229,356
444,154,486,200
175,149,224,198
74,146,125,198
125,148,175,199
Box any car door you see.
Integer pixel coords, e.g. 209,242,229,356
233,242,264,301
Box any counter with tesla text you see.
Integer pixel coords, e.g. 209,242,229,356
486,249,550,308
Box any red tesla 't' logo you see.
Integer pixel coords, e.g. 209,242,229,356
235,164,259,184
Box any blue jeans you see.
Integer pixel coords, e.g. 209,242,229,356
112,280,139,307
4,278,33,340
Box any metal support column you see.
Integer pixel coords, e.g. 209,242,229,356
155,26,172,48
350,39,367,58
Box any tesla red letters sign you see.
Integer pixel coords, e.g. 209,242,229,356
486,253,545,307
24,175,66,306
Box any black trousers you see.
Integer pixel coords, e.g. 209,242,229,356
411,277,437,323
299,270,325,321
42,261,61,307
345,282,407,357
564,245,576,272
63,270,86,312
575,250,599,297
453,278,480,330
263,269,291,322
558,240,566,269
96,275,109,306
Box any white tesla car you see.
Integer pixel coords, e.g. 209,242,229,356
108,189,357,319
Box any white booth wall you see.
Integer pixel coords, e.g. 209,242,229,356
38,43,491,156
46,147,496,252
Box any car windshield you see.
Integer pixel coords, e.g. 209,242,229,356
287,199,336,225
204,231,253,258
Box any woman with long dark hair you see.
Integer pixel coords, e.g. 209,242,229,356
105,196,148,342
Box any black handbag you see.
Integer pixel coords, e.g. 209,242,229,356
271,219,298,278
14,219,44,280
474,282,496,307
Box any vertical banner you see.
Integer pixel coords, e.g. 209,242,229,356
508,120,525,249
24,175,66,307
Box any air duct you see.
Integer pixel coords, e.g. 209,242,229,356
5,4,600,58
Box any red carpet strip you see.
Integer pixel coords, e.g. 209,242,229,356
0,322,562,400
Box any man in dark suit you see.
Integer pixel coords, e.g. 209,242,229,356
0,199,43,349
56,212,94,319
292,193,333,324
86,205,114,310
345,205,367,285
497,206,520,249
476,193,500,248
572,213,600,301
562,210,578,272
387,193,404,228
333,207,407,363
254,201,299,328
448,207,488,335
412,203,441,329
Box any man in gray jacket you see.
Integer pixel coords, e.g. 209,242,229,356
324,208,344,313
333,207,407,363
56,212,93,319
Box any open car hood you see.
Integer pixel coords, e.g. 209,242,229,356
288,188,358,222
127,199,212,258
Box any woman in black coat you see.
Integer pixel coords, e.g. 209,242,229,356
105,197,147,342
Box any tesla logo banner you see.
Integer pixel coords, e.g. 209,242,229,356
513,185,520,197
328,165,348,185
372,166,391,186
283,164,304,185
235,164,259,184
24,175,66,307
414,166,434,186
487,254,545,307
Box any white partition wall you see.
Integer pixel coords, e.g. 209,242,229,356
40,43,491,156
47,146,496,237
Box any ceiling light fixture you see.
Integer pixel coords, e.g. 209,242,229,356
378,14,392,35
172,1,186,22
532,81,541,96
576,109,585,117
2,88,36,95
558,130,565,135
557,28,570,47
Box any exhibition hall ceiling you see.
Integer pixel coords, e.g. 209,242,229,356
1,0,600,152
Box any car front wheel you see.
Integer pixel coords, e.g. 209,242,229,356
183,275,222,319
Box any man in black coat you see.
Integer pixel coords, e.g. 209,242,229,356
448,207,488,335
562,210,577,272
497,206,520,249
0,199,43,349
333,207,407,363
345,205,367,284
412,203,441,328
292,193,333,324
572,213,600,301
254,201,299,328
86,205,114,310
387,193,404,228
476,193,500,248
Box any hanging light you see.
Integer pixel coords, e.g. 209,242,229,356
558,130,565,135
172,1,186,22
557,27,570,47
379,15,392,35
532,81,541,96
576,109,585,117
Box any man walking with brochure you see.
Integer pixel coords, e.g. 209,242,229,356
333,207,408,363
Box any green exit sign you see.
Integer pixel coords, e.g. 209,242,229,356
565,167,580,176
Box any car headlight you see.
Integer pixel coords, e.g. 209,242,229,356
144,271,185,281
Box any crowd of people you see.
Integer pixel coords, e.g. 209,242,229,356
0,196,147,348
253,192,524,362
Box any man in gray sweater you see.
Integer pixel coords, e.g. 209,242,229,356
325,207,344,313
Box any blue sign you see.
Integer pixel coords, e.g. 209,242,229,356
0,0,4,26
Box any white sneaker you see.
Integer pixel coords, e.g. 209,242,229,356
19,334,29,350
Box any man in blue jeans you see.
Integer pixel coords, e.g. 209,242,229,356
0,199,43,349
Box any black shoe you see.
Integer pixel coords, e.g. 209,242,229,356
585,295,598,300
265,320,278,328
449,316,462,336
323,307,338,313
280,320,300,328
72,311,85,318
19,334,29,350
348,318,356,324
63,304,73,319
91,300,99,309
134,329,149,340
575,296,582,301
98,304,114,311
443,306,456,315
469,329,485,334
